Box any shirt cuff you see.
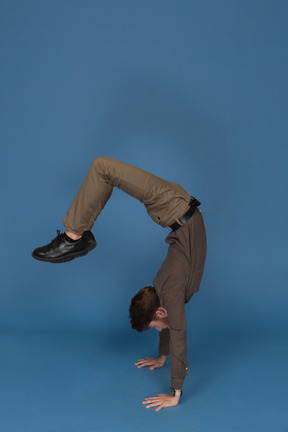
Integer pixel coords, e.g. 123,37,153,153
171,377,185,390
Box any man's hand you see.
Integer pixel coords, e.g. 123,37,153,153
143,394,180,411
135,355,166,370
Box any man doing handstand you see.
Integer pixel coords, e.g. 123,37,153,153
32,157,207,411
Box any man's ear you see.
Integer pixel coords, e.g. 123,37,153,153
155,307,168,319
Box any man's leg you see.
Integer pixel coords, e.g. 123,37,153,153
63,158,114,236
32,156,193,263
32,157,153,263
32,158,116,263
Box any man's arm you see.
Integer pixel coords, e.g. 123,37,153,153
143,286,187,411
162,283,188,391
137,306,186,411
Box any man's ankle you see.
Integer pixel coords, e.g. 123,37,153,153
65,231,82,241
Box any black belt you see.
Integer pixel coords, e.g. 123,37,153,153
169,197,201,231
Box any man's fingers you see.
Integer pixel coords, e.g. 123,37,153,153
135,357,165,371
144,397,161,402
135,359,159,369
146,403,160,409
145,396,168,400
135,358,151,364
143,401,161,408
135,360,149,366
136,362,152,368
155,405,164,412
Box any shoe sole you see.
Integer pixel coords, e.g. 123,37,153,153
32,244,96,263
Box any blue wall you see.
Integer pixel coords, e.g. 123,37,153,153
1,0,287,332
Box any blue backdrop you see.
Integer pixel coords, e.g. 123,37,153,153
0,1,287,431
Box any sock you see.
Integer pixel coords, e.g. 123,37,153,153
64,233,80,243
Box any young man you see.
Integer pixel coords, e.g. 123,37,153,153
32,157,207,411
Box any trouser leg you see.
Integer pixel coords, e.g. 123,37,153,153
63,157,151,235
63,159,113,235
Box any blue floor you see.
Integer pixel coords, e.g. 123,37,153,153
0,326,286,432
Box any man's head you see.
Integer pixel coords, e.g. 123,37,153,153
129,286,169,332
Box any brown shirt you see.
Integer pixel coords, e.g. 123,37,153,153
153,209,207,389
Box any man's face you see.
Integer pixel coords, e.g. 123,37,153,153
148,318,170,332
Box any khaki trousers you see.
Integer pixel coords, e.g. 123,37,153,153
63,157,192,235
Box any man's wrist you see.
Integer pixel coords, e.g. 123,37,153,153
170,388,182,398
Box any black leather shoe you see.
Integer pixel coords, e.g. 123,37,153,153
32,230,97,263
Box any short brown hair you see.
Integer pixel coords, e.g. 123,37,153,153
129,286,160,332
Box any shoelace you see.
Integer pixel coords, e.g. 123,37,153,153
51,229,65,246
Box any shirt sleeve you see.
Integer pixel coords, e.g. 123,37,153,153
161,284,188,389
159,328,170,356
